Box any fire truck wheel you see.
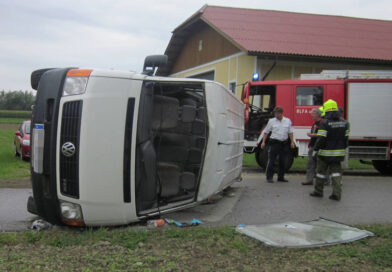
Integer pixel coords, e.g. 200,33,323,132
372,159,392,175
255,147,294,172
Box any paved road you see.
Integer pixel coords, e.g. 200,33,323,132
0,189,37,231
220,173,392,226
166,172,392,226
1,173,391,231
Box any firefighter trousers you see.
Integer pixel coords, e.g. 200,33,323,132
314,157,342,199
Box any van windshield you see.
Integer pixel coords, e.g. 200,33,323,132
135,81,207,214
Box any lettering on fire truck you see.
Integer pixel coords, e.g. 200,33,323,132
296,109,310,114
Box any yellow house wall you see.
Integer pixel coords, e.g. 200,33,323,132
171,53,256,98
293,66,313,78
236,54,256,92
173,59,229,87
260,64,292,80
229,57,237,81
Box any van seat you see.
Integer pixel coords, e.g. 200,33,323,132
192,119,205,135
157,162,181,198
196,106,207,120
181,97,198,107
182,105,196,123
180,172,196,191
156,133,189,167
136,140,157,210
188,148,203,164
152,95,179,130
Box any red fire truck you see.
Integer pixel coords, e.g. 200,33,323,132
242,70,392,175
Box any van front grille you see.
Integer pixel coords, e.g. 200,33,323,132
59,101,82,198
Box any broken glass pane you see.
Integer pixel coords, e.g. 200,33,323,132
236,218,374,248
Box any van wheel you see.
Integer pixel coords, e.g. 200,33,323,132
255,146,294,172
27,196,38,215
372,159,392,175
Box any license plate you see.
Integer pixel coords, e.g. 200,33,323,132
32,124,45,174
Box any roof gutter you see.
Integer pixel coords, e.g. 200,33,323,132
250,52,392,66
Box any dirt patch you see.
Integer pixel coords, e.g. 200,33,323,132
0,123,19,130
0,178,31,188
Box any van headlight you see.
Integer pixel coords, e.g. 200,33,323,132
60,201,84,222
63,69,92,96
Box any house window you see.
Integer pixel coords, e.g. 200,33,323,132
198,40,203,51
296,86,323,106
229,82,236,94
189,71,215,80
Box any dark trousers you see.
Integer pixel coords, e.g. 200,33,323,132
266,141,289,180
314,157,342,198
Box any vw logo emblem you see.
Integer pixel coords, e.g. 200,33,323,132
62,142,76,157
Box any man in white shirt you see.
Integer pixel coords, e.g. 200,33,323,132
260,106,295,183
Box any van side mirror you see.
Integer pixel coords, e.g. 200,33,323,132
142,55,168,76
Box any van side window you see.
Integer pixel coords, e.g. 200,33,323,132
296,86,323,106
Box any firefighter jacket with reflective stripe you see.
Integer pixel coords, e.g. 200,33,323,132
314,111,349,162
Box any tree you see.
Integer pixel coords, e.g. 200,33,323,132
0,90,35,110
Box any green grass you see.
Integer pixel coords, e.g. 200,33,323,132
0,129,30,179
0,117,27,124
0,225,391,271
243,153,375,170
0,110,31,119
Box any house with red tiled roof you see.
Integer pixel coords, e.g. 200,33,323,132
158,5,392,97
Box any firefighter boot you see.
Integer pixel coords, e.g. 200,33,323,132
310,177,324,197
329,164,342,201
311,157,330,198
310,191,323,197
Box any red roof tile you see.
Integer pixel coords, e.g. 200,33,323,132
200,6,392,61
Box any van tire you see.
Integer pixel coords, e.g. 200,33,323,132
372,159,392,175
31,68,56,90
27,196,38,215
255,146,294,172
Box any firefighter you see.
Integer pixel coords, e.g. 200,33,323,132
310,99,349,201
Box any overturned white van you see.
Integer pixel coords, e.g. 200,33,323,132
29,56,244,227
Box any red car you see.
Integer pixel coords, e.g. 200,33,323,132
14,120,31,160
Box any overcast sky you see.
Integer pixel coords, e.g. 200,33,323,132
1,0,391,91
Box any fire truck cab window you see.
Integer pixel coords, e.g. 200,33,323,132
249,85,276,112
296,86,323,106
